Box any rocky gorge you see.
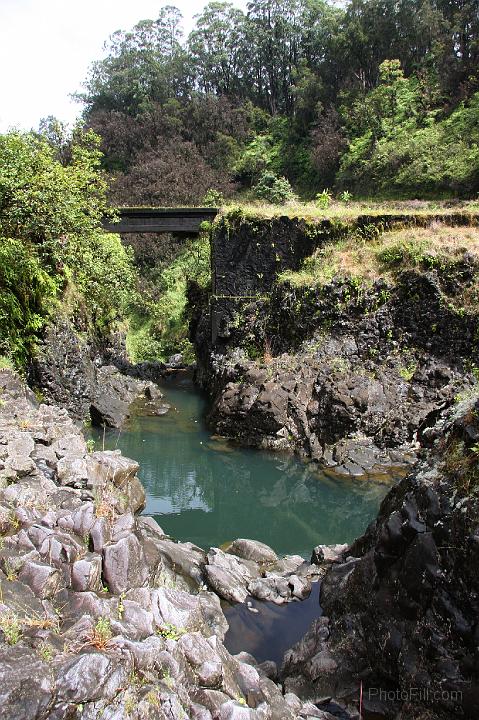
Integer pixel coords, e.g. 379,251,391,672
1,209,479,720
191,212,479,479
0,369,344,720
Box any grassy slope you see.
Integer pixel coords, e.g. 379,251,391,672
279,224,479,293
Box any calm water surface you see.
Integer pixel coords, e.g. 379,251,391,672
94,375,389,558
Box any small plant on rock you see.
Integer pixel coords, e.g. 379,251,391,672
86,439,96,453
145,689,161,707
0,611,22,645
124,693,136,715
161,667,174,689
156,622,185,641
89,616,112,649
37,642,54,662
3,560,17,582
118,593,125,620
399,363,417,381
94,488,115,521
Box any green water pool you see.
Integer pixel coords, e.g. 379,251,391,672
92,374,390,558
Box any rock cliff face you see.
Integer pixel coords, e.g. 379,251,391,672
0,370,338,720
31,318,169,427
281,396,479,719
191,214,479,476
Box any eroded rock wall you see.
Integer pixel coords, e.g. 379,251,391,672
281,396,479,719
191,214,479,474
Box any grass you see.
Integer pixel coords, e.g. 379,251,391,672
88,617,112,649
443,436,479,494
0,611,22,645
279,224,479,289
220,198,479,222
0,355,14,371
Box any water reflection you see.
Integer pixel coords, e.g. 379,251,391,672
93,376,390,558
224,582,322,665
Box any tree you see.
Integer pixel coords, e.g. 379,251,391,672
0,130,136,364
188,2,247,95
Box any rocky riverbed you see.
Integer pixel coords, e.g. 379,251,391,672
0,369,350,720
1,368,478,719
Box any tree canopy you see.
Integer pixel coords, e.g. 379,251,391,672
77,0,479,200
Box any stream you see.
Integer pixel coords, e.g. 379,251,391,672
92,373,391,662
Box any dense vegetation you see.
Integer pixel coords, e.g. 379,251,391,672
77,0,479,202
0,130,135,367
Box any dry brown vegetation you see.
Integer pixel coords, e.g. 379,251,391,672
279,224,479,288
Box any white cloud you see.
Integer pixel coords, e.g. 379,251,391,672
0,0,221,132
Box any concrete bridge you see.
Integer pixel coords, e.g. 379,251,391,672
103,207,219,234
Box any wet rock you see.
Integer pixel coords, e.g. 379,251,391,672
205,549,257,603
0,370,317,720
90,392,131,428
311,544,348,565
153,538,206,586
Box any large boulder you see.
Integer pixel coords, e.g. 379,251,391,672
103,533,149,594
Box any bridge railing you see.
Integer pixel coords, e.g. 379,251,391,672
102,207,219,234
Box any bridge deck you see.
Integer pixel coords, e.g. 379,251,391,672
103,207,219,234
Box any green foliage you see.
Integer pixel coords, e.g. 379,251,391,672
399,363,417,381
234,135,278,182
0,238,58,366
0,356,14,370
127,236,210,363
252,171,297,205
79,0,479,200
91,617,113,648
0,612,22,645
202,188,225,207
339,66,479,195
315,189,333,209
156,622,185,641
0,130,136,366
338,190,353,203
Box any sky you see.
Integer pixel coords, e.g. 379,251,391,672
0,0,222,133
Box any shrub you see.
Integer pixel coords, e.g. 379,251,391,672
252,171,296,204
0,129,137,365
0,238,58,365
315,189,333,209
202,188,225,207
127,236,210,363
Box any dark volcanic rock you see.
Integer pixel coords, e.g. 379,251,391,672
31,318,168,426
191,215,478,472
282,397,479,720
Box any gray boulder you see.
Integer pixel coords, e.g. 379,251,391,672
103,533,148,594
